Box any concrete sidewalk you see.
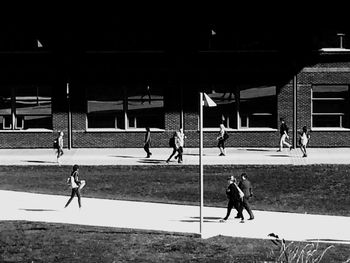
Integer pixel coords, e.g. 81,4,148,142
1,190,349,244
0,147,350,166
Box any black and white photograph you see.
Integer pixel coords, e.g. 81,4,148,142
0,8,349,262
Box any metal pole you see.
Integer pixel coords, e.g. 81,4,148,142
199,92,204,237
293,75,297,148
67,83,72,150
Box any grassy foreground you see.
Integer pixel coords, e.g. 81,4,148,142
0,164,349,216
1,221,349,263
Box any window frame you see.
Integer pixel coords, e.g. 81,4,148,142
86,84,165,130
0,86,53,131
311,85,349,129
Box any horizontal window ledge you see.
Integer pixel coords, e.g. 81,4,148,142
202,128,278,132
311,128,350,132
86,128,165,133
0,129,53,133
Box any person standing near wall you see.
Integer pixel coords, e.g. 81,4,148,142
278,118,292,152
144,127,152,158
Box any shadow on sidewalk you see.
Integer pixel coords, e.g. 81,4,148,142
22,160,57,164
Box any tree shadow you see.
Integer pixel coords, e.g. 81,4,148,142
268,155,290,157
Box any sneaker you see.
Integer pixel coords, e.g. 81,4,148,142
248,217,254,220
277,150,282,152
290,146,293,151
234,216,241,219
240,219,245,223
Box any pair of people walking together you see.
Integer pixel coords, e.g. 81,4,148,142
221,173,254,223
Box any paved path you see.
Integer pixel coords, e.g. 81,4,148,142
1,148,350,244
1,147,350,166
1,190,349,244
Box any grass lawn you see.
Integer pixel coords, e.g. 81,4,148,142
0,164,349,216
1,165,350,262
1,221,349,263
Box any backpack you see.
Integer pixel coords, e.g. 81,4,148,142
169,137,175,148
53,138,58,149
223,131,229,140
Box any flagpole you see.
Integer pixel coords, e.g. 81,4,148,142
199,92,204,237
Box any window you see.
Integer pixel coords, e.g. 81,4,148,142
0,86,52,130
87,85,125,129
203,85,237,128
87,83,165,129
312,85,349,128
239,85,277,128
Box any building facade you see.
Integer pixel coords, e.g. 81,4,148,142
1,25,350,148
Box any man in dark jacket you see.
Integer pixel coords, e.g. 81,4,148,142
238,173,254,220
220,175,244,223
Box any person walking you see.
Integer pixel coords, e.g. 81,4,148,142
217,123,227,156
143,127,152,158
220,175,244,223
166,132,179,163
278,118,292,152
299,125,311,157
56,131,64,164
64,164,85,209
238,173,254,220
175,128,186,163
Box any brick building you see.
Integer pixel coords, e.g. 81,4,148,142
0,19,349,148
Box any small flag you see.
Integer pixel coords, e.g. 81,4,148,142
203,93,217,107
37,40,43,48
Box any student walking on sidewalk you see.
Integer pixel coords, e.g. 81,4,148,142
278,118,292,152
56,131,64,164
299,125,311,157
64,164,85,209
143,127,152,158
238,173,254,220
220,175,244,223
217,123,228,156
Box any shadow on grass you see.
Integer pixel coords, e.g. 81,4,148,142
19,208,57,212
268,155,290,158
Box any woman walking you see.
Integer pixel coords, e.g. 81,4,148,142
64,164,85,209
217,123,227,156
299,126,310,157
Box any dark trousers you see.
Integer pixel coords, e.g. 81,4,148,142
224,199,243,220
57,148,64,158
144,143,151,157
166,147,178,162
176,146,183,162
241,197,254,219
65,188,81,208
